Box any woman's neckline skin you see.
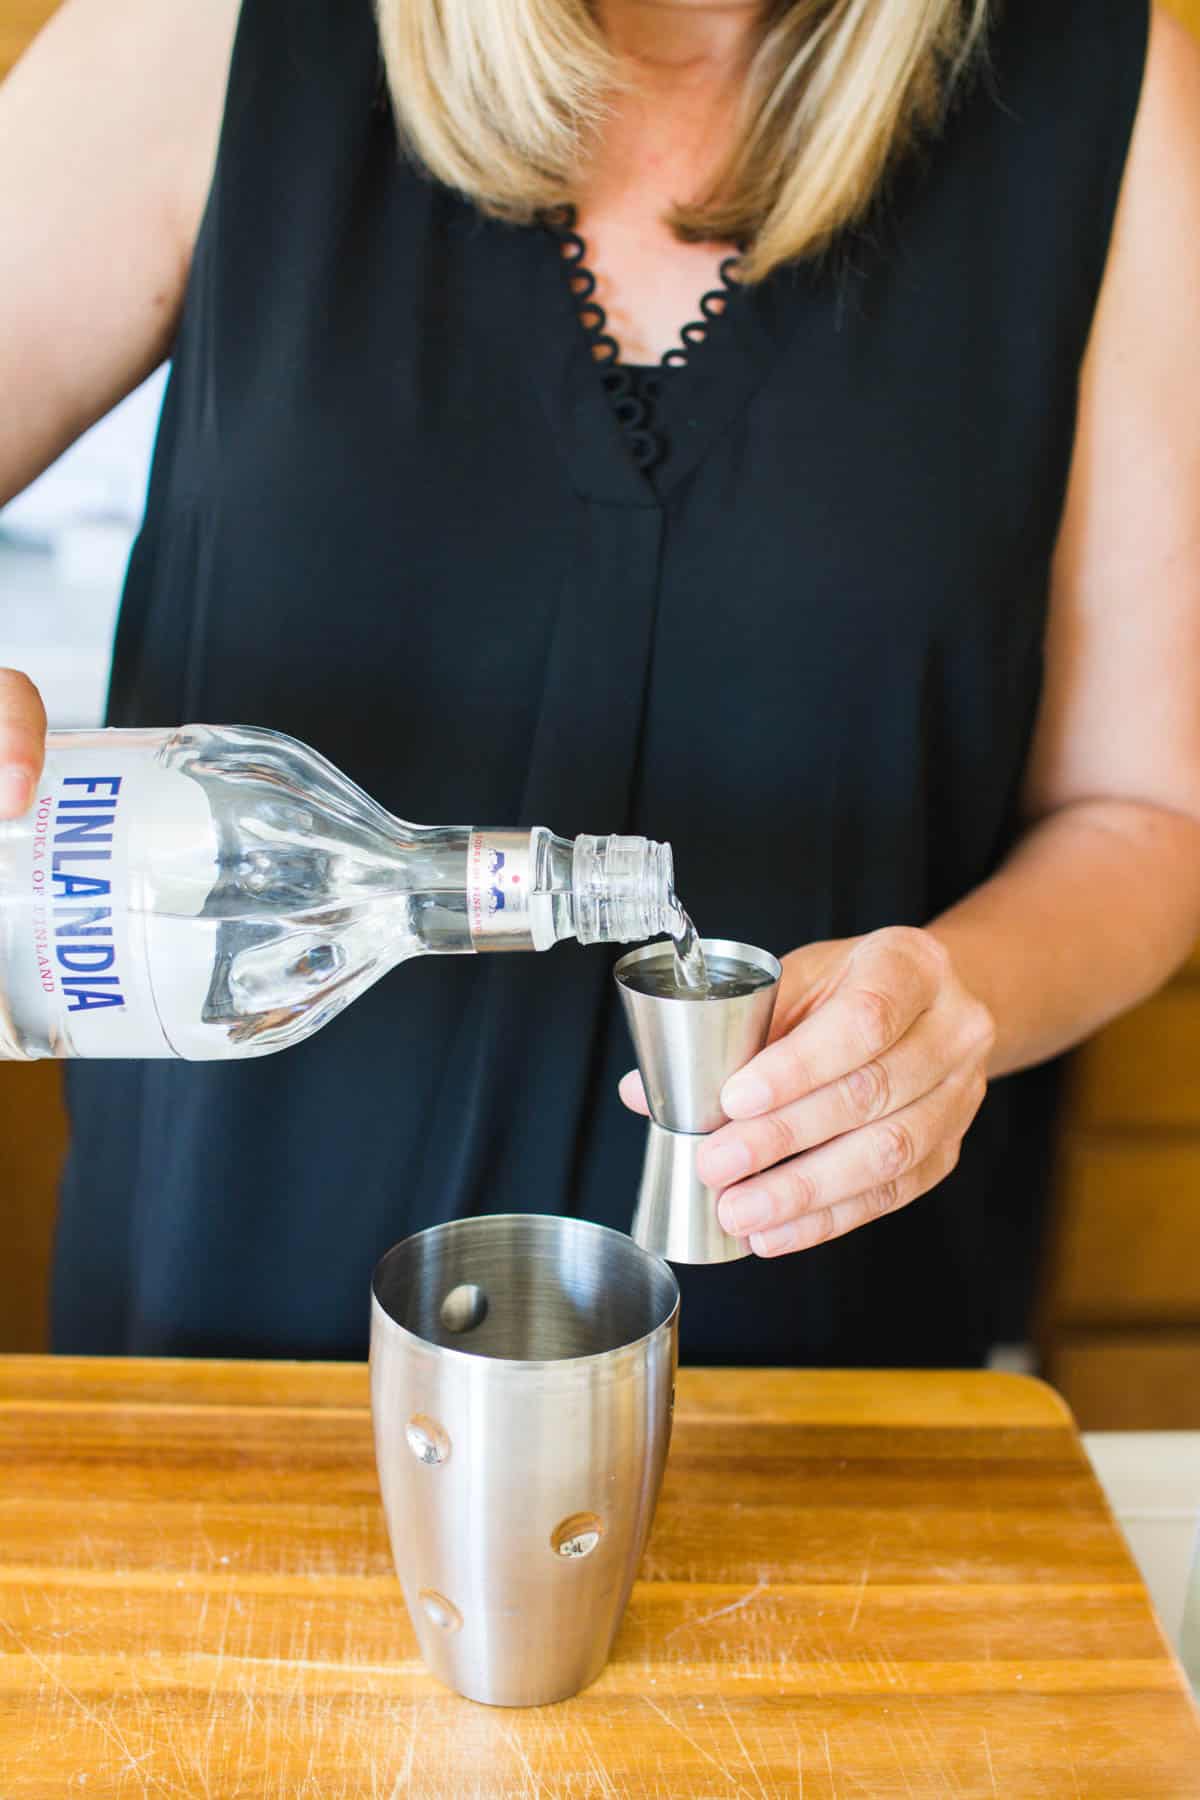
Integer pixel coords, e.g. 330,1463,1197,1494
566,2,754,364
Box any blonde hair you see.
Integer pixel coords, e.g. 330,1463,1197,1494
376,0,990,281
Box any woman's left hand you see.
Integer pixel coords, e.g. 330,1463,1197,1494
618,926,995,1258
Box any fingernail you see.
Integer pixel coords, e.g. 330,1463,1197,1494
719,1188,770,1235
0,766,33,816
721,1072,771,1118
748,1232,772,1258
697,1139,751,1186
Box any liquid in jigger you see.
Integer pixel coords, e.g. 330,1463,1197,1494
621,951,776,1003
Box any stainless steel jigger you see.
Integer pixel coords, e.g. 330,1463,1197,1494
615,938,782,1264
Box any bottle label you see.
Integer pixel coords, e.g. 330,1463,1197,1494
5,746,214,1057
466,830,535,951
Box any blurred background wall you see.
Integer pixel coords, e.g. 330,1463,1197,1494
2,2,1199,1418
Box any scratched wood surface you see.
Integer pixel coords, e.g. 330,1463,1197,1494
1,1362,1198,1798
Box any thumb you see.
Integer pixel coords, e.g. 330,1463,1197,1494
0,669,47,818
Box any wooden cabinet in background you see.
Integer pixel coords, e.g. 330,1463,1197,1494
0,1,56,77
1040,950,1200,1429
0,1063,64,1351
1046,1333,1200,1432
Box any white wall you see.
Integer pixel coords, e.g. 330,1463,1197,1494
0,371,166,727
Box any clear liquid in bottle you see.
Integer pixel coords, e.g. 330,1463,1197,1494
622,948,774,1003
0,726,680,1060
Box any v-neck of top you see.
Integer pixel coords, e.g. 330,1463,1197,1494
532,206,809,504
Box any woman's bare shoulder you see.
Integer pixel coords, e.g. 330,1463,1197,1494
6,0,242,245
1101,5,1200,354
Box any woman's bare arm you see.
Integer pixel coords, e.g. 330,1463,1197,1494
0,0,238,813
0,0,239,506
930,4,1200,1073
656,8,1200,1257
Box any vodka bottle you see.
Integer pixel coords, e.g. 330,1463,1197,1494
0,726,680,1060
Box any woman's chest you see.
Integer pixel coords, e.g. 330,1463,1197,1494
562,202,737,365
166,168,1072,681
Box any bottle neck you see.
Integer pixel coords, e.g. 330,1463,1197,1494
565,834,678,947
466,829,678,951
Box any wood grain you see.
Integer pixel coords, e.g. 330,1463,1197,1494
0,1358,1196,1799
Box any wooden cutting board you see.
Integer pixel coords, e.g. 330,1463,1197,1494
0,1356,1197,1797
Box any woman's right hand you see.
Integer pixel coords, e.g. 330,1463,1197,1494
0,669,47,819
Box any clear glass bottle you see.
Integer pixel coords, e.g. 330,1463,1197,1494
0,726,680,1060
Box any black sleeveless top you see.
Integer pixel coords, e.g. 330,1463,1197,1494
54,0,1149,1364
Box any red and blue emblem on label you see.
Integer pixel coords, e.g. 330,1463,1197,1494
468,831,533,949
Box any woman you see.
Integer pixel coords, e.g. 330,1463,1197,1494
1,0,1198,1365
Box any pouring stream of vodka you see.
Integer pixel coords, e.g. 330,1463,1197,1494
668,896,709,993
